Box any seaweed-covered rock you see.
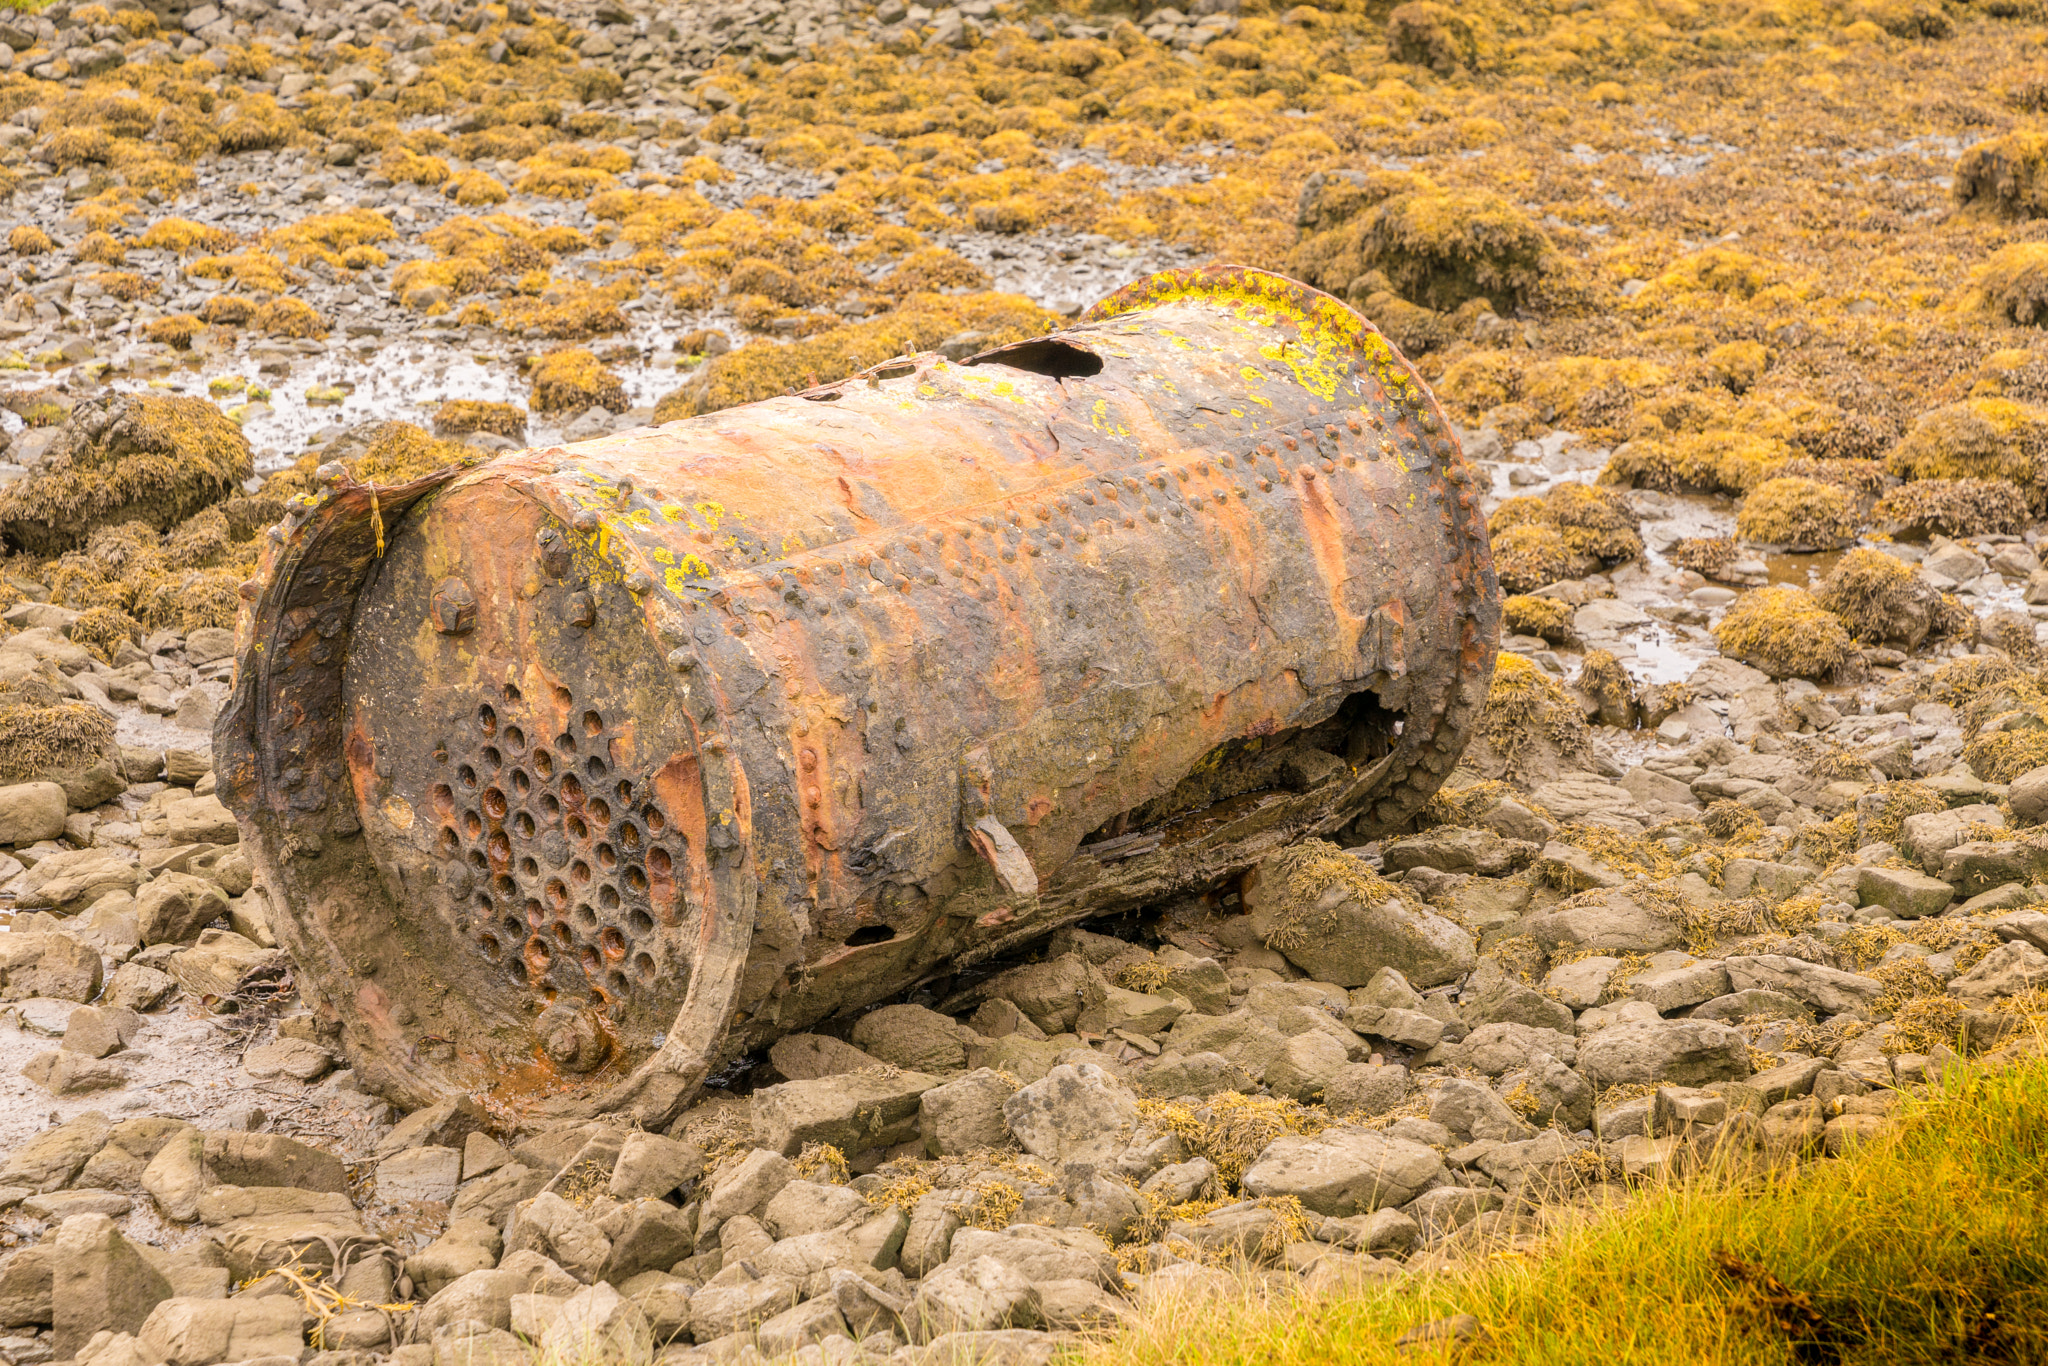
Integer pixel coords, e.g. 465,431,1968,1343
1712,586,1857,681
1288,169,1564,312
1462,653,1592,784
1242,840,1475,988
1735,476,1860,550
1869,477,2030,539
1883,398,2048,514
1814,548,1968,650
0,396,251,556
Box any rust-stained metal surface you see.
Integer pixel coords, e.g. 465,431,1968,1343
215,266,1500,1125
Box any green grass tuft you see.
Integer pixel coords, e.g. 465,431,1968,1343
1080,1046,2048,1366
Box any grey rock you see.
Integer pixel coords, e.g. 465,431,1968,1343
1578,1019,1751,1087
919,1067,1019,1157
1001,1063,1138,1166
907,1256,1041,1343
1239,1127,1445,1215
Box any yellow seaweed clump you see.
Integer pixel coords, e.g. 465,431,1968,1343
1474,652,1592,781
1712,585,1857,680
1968,242,2048,326
1501,594,1575,644
530,349,629,414
1487,483,1640,592
67,606,142,663
1734,476,1861,550
0,396,252,556
1883,398,2048,513
1869,477,2029,540
1953,129,2048,218
0,701,116,783
250,297,326,339
1489,523,1577,595
1814,548,1969,651
655,293,1054,421
433,400,527,440
1601,430,1792,496
8,224,53,256
143,315,203,350
1288,170,1565,312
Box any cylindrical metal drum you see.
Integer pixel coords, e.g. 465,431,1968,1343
216,265,1500,1123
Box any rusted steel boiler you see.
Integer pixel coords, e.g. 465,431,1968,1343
216,266,1501,1123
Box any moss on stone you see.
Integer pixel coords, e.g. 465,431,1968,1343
531,348,629,414
433,400,527,439
1814,548,1970,651
0,395,252,557
1712,585,1857,680
1501,594,1575,644
1870,478,2030,539
1884,398,2048,513
1735,476,1861,550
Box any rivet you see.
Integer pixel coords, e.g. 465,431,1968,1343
617,476,634,496
625,569,653,593
572,509,600,531
317,461,347,485
1257,477,1272,491
1299,466,1316,481
568,591,596,628
430,577,477,635
238,578,261,600
667,649,696,672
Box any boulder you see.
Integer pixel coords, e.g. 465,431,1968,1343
2,1112,113,1192
203,1133,348,1193
608,1131,703,1202
2009,764,2048,825
1520,886,1685,954
1239,1127,1445,1215
0,1245,52,1328
164,796,239,846
1263,1029,1354,1103
851,1003,980,1073
10,849,141,914
920,1068,1020,1156
1721,955,1883,1016
1429,1078,1536,1143
538,1282,652,1366
1855,865,1955,919
1323,1063,1410,1119
907,1255,1042,1343
760,1181,866,1241
49,1214,173,1358
1577,1020,1751,1087
960,955,1107,1034
1949,941,2048,1002
1243,846,1475,987
701,1148,795,1227
377,1146,462,1207
767,1033,885,1081
1898,804,2003,874
1000,1063,1139,1166
138,1296,303,1366
164,930,288,999
751,1069,939,1157
687,1273,801,1340
136,873,231,947
22,1049,128,1096
0,781,67,845
0,932,105,1002
405,1221,503,1298
375,1094,492,1159
948,1227,1119,1289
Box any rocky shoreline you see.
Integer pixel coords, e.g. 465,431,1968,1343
4,0,2048,1364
